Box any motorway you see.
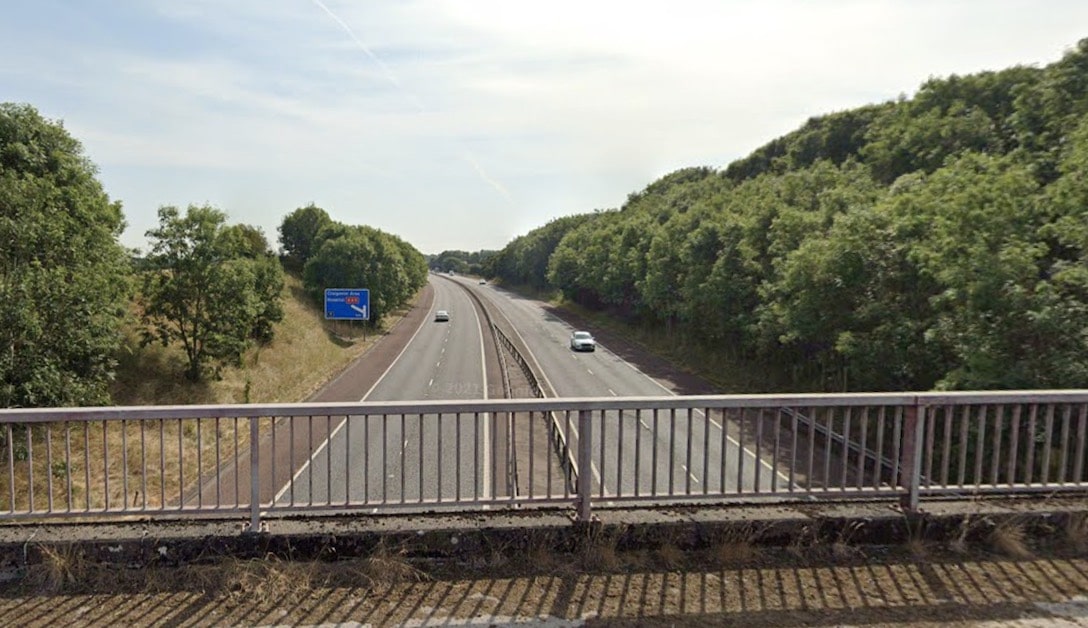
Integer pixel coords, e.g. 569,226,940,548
275,273,785,507
468,279,787,497
276,275,497,506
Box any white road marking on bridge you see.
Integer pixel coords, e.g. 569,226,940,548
639,418,651,431
428,378,434,387
586,369,594,375
680,464,700,484
608,389,616,396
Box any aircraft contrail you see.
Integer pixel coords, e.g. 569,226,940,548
308,0,403,90
308,0,513,203
463,152,513,202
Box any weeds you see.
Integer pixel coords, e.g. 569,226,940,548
357,541,428,586
1065,512,1088,553
26,543,85,593
787,524,816,559
708,523,762,566
989,520,1033,559
524,531,570,575
903,515,931,559
831,520,865,560
579,525,623,571
655,543,685,570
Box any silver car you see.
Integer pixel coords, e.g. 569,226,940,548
569,330,596,352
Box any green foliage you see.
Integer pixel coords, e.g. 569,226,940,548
221,223,273,258
493,37,1088,392
278,203,332,271
139,205,286,382
430,249,496,275
725,105,890,182
0,103,131,407
302,223,427,324
488,214,595,289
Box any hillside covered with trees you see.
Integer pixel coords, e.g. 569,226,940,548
1,106,428,405
486,38,1088,392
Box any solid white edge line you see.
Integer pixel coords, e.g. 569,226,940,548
480,286,602,486
598,338,794,488
467,288,491,499
273,280,440,503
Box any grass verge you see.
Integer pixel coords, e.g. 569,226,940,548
3,273,418,512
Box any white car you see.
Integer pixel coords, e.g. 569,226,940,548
434,310,450,322
569,331,596,352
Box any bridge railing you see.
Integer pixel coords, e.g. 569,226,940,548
0,392,1085,527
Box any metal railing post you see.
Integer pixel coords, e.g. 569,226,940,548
576,409,593,522
899,404,925,512
249,417,261,532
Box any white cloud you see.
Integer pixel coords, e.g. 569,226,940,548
2,1,1086,253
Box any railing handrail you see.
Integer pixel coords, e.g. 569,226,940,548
5,390,1088,423
2,391,1087,526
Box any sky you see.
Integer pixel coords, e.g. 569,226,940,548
2,1,1087,255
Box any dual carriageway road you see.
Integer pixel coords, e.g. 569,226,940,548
271,274,781,508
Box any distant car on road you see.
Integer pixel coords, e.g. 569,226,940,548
569,331,596,352
478,279,487,285
434,310,450,322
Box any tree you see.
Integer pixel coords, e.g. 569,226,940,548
221,223,272,258
219,224,284,343
140,205,285,381
302,224,427,324
0,103,131,407
278,204,331,271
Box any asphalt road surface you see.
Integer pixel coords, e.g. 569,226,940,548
467,278,788,497
274,275,789,508
276,275,496,507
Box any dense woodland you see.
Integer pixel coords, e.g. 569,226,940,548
428,250,497,276
487,39,1088,393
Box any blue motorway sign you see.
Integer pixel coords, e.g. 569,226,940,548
324,288,370,320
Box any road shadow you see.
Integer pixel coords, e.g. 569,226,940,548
2,546,1085,626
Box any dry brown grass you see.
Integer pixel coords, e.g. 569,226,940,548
708,524,762,566
356,541,429,585
524,534,572,576
655,543,685,570
831,520,864,560
193,555,325,605
902,515,935,558
25,543,87,593
3,275,419,513
948,514,975,555
1064,512,1088,552
112,274,381,406
989,521,1033,559
19,541,429,599
580,527,623,571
